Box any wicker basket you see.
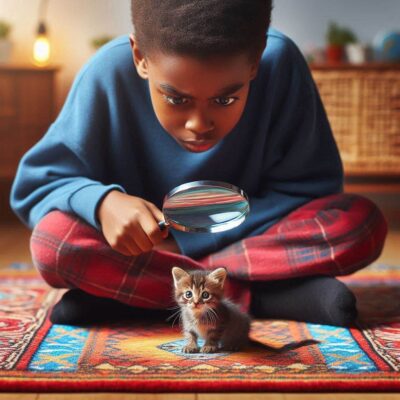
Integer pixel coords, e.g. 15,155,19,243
311,64,400,176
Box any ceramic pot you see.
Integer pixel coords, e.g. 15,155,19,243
326,45,344,63
346,43,368,64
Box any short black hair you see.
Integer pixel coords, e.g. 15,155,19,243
131,0,273,61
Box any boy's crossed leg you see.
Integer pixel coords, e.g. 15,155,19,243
30,193,387,326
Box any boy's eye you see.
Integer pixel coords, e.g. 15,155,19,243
184,290,193,299
202,291,210,299
214,97,237,106
163,95,188,106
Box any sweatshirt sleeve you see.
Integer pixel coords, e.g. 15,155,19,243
10,58,125,230
173,35,343,259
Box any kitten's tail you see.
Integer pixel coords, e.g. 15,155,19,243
248,338,320,353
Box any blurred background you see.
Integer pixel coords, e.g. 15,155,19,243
0,0,399,264
1,0,400,108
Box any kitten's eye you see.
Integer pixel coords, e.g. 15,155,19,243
202,291,210,299
184,290,193,299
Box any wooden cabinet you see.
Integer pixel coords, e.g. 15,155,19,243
0,65,59,179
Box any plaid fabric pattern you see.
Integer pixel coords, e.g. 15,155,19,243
30,193,387,312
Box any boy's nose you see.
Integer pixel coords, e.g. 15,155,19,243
185,110,214,136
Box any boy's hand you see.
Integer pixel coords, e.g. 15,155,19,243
153,236,181,254
98,190,168,256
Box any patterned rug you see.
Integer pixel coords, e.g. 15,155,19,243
1,263,400,392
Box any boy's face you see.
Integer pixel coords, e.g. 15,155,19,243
130,36,260,153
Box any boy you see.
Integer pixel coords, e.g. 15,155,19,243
11,0,387,326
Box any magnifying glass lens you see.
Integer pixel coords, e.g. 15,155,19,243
161,181,249,233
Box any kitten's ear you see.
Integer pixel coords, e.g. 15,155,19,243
172,267,189,288
208,267,227,287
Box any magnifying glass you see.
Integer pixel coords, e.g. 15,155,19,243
158,181,250,233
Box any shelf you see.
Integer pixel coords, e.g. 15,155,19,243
310,62,400,70
344,176,400,193
0,63,60,72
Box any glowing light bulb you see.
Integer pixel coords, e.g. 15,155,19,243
33,22,50,66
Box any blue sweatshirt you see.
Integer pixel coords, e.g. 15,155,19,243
10,29,343,259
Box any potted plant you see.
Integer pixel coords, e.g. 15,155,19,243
90,35,114,51
325,22,357,63
0,20,12,63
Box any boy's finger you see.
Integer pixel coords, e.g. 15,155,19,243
140,215,168,244
115,242,136,257
161,225,169,239
128,223,155,252
145,201,165,223
145,202,169,238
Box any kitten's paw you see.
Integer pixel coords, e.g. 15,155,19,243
200,345,219,353
223,345,240,352
182,345,200,353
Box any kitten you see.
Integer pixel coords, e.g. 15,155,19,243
171,266,251,353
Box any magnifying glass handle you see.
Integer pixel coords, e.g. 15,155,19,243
158,220,169,231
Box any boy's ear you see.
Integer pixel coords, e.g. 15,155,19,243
249,49,264,80
130,34,149,80
250,57,261,81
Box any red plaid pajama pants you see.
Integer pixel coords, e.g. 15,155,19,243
30,193,387,312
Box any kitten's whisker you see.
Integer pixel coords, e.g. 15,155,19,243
167,305,180,311
205,308,215,325
172,313,182,328
166,309,181,322
166,308,180,318
209,307,220,321
171,313,180,327
167,308,183,328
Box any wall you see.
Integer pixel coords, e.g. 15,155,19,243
1,0,399,110
0,0,132,110
272,0,400,52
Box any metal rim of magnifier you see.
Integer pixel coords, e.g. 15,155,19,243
160,180,250,233
165,180,249,201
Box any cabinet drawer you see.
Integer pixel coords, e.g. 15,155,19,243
0,125,46,179
0,125,20,178
17,73,54,126
0,66,58,180
0,73,17,119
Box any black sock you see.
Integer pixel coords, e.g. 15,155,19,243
250,276,357,327
50,289,168,325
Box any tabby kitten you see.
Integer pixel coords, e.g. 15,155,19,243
171,266,251,353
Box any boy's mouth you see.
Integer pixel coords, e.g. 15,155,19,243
179,139,216,153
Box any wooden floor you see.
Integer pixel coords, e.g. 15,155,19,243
0,220,399,400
